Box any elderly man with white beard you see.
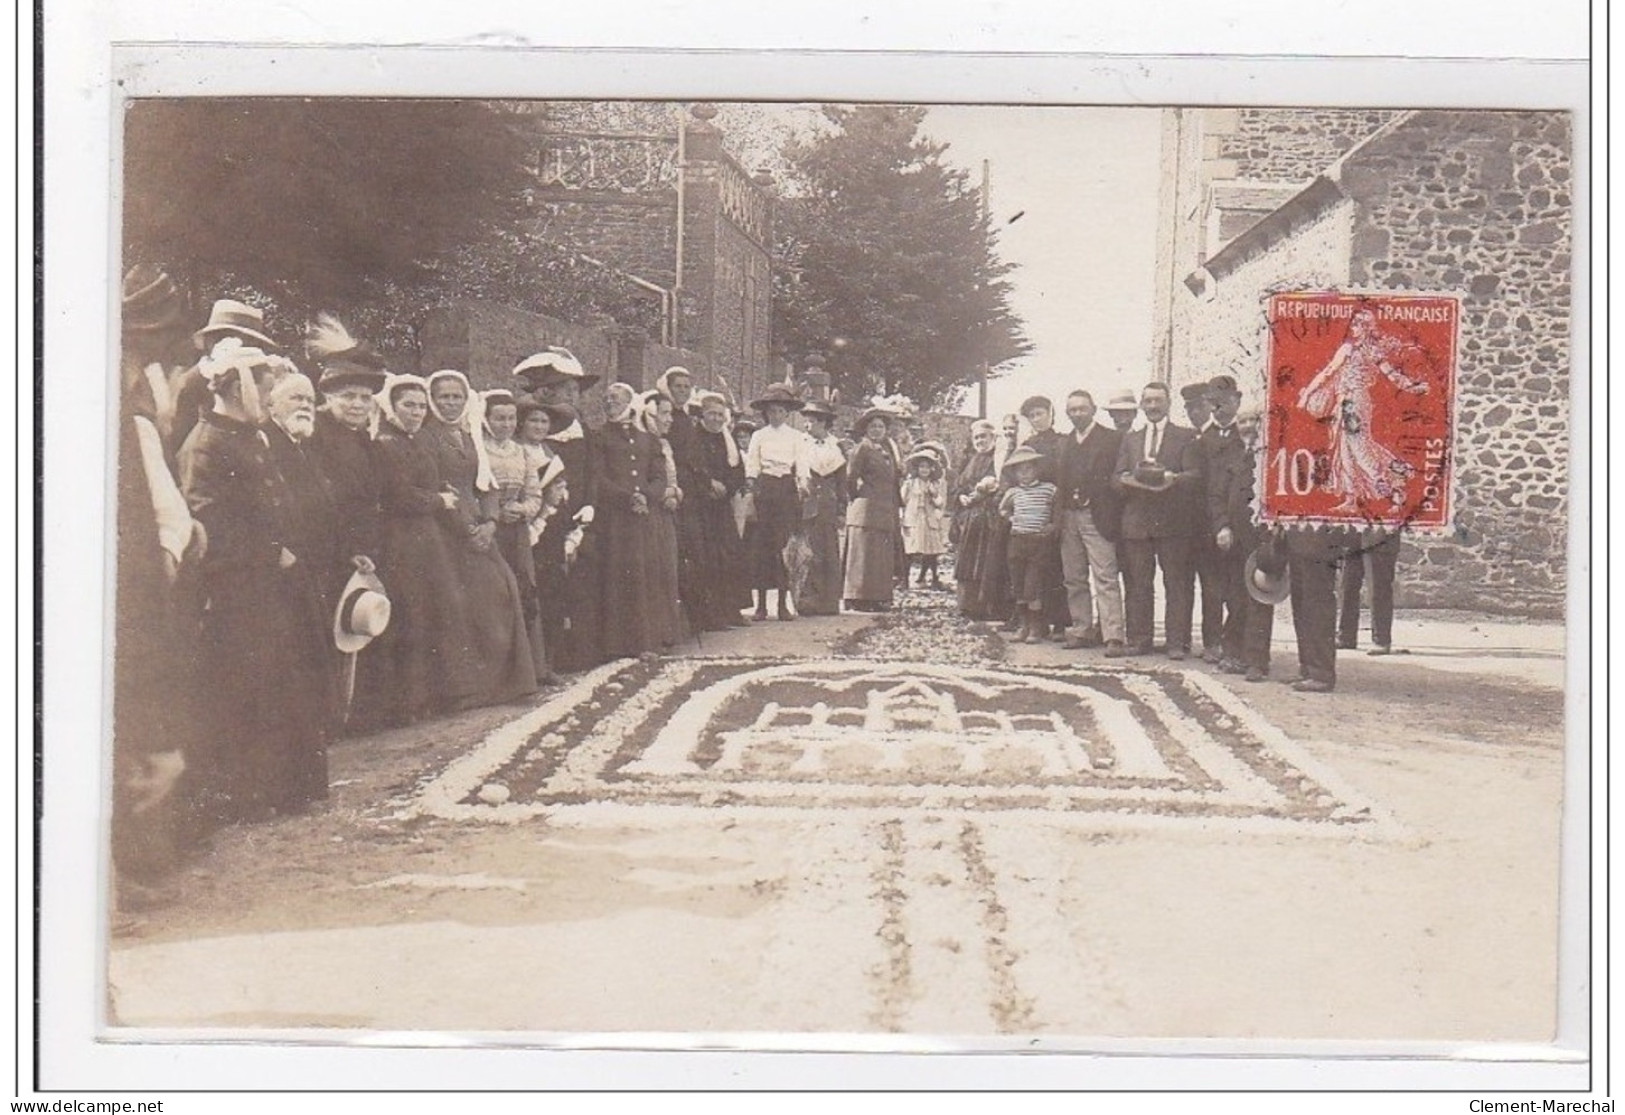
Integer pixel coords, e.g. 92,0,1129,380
179,346,335,821
264,369,355,728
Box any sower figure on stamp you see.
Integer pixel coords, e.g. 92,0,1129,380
1183,379,1228,663
1339,526,1404,655
1110,382,1200,659
1207,400,1276,682
1055,390,1124,652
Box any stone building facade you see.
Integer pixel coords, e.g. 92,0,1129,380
418,299,707,428
521,102,778,403
1150,109,1573,617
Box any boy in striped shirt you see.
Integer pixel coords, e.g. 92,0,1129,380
999,445,1060,644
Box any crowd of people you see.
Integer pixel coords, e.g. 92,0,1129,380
111,265,1402,921
950,377,1402,691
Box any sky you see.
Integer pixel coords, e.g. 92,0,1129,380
921,105,1165,421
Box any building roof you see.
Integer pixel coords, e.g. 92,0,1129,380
1184,111,1419,295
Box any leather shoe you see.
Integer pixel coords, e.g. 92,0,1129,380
1061,636,1093,650
1106,642,1149,658
1292,677,1335,693
1244,667,1268,683
1367,644,1393,656
1202,646,1225,664
1219,657,1248,675
1166,647,1187,661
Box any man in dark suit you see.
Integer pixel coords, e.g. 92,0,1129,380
1193,375,1243,662
1207,400,1274,681
1020,394,1071,639
1055,390,1124,651
1285,527,1356,692
1338,526,1403,655
1109,382,1200,658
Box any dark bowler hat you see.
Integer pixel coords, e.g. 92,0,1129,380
194,299,279,353
1207,374,1240,396
1180,381,1213,401
749,384,805,413
122,265,185,334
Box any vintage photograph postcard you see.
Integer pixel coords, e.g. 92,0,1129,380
98,85,1580,1052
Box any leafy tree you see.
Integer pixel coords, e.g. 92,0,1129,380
771,105,1029,408
123,99,531,303
121,99,662,359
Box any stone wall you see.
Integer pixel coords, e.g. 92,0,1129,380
523,104,777,407
417,300,708,427
1337,110,1572,616
1175,199,1355,401
1164,109,1572,619
1220,109,1397,184
527,197,678,291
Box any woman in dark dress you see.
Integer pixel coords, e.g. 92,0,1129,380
842,409,902,611
952,419,1006,620
423,369,538,708
524,357,604,672
637,389,686,646
370,376,480,723
796,401,848,616
177,347,330,820
305,317,390,730
515,400,576,673
692,392,751,628
592,382,671,658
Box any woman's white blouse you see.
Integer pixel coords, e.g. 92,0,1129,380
744,423,807,480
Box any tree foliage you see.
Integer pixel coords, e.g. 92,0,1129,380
121,99,661,359
770,105,1030,408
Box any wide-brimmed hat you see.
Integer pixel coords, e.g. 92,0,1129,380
749,384,804,413
316,361,388,394
1244,549,1292,606
855,408,895,433
1001,445,1045,471
122,265,185,334
906,447,945,469
1104,388,1139,412
800,399,837,423
1180,381,1213,401
333,569,392,653
306,313,387,392
193,299,279,352
512,348,600,390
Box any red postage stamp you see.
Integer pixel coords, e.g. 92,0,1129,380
1261,291,1459,532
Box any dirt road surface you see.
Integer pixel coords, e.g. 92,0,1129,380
108,587,1567,1042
